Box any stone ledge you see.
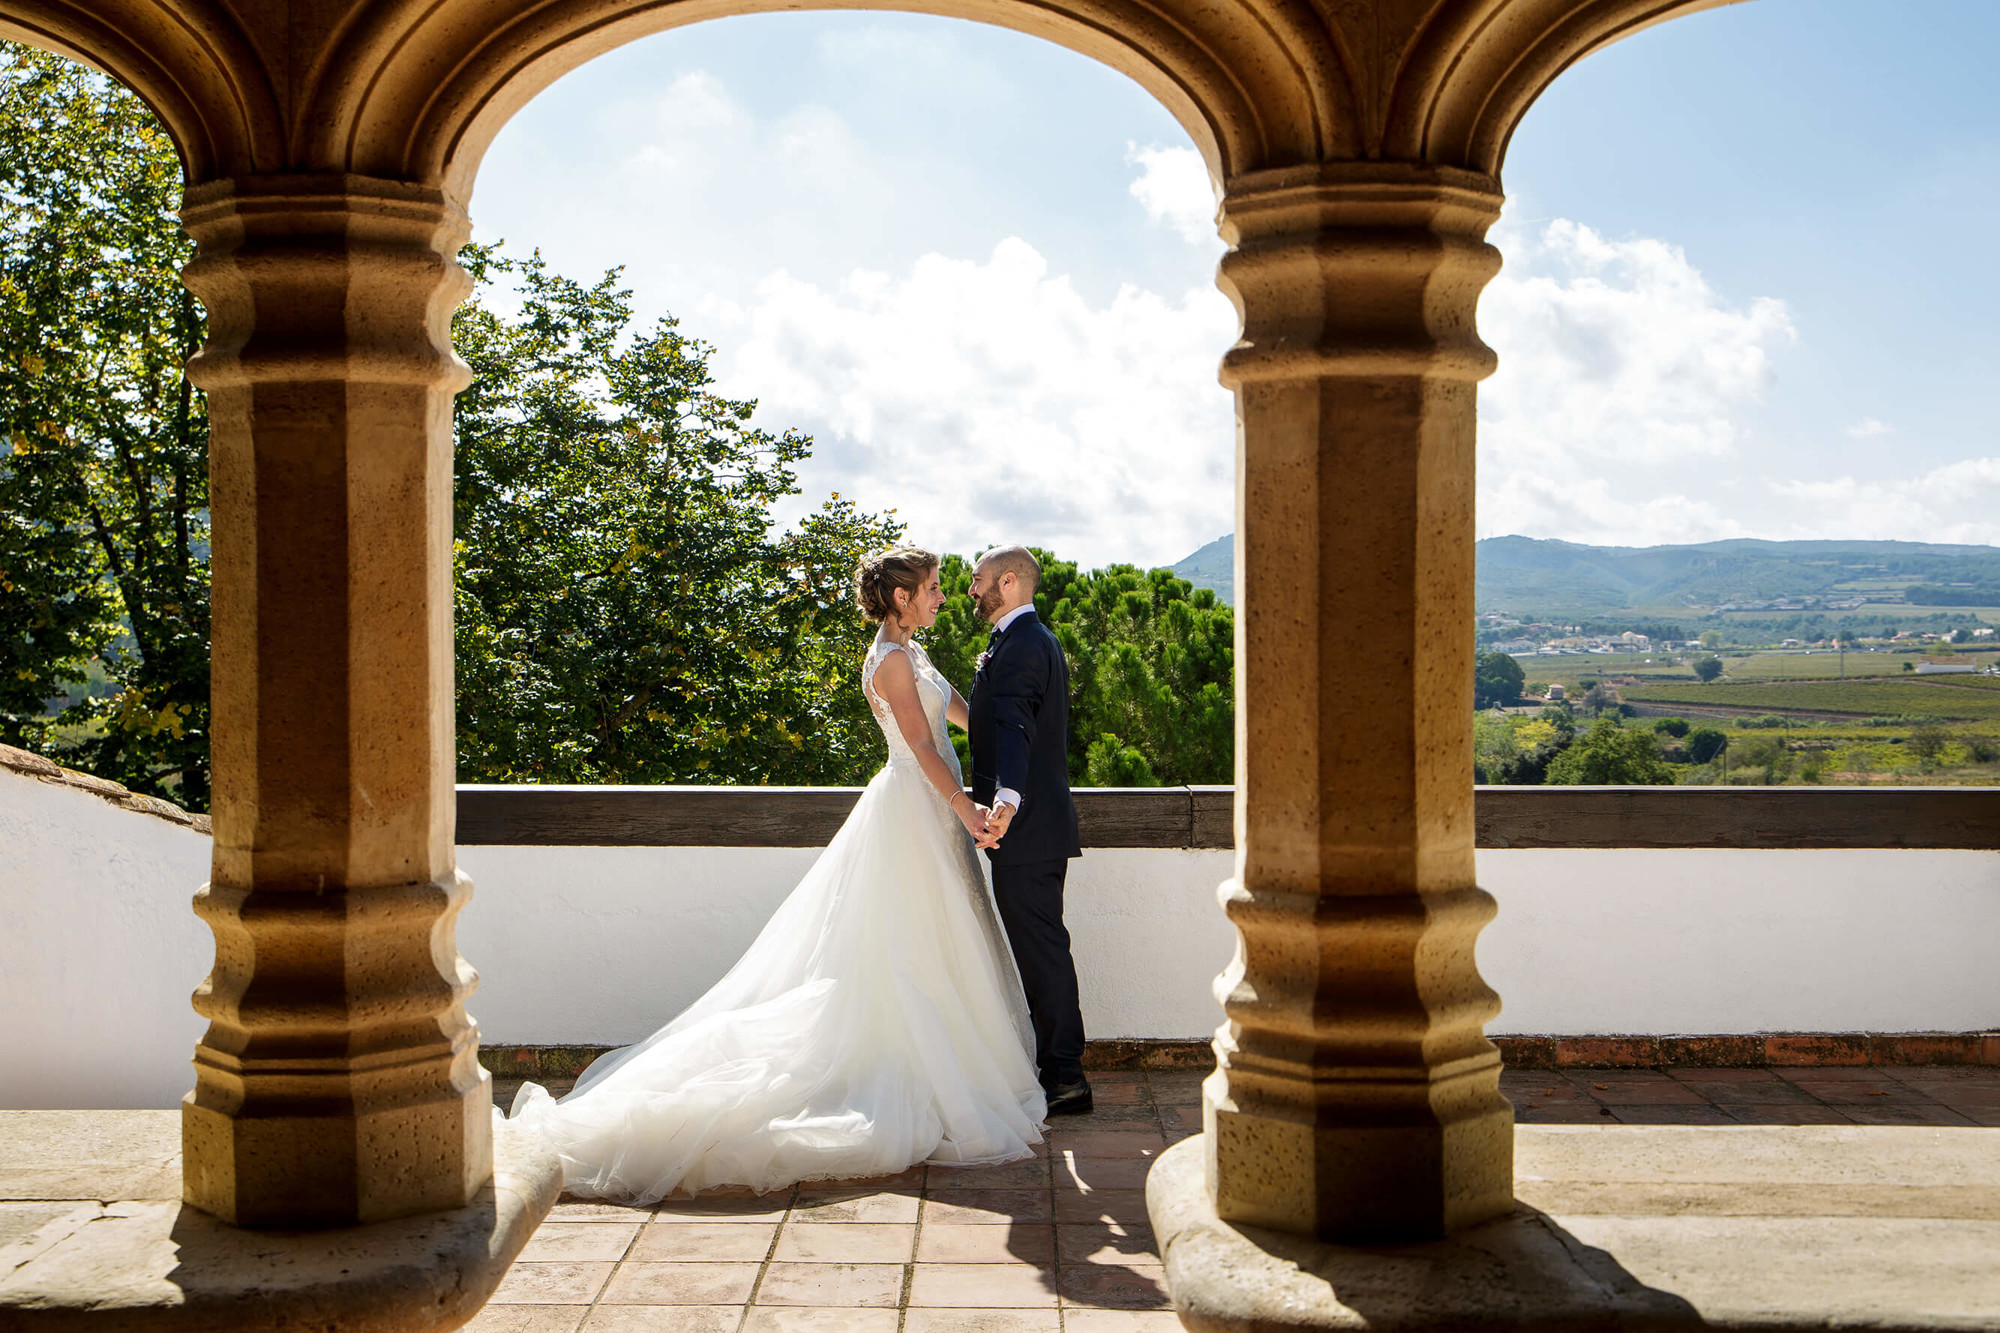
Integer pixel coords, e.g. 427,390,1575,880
1496,1031,2000,1069
1147,1125,2000,1331
0,1111,559,1333
0,746,210,834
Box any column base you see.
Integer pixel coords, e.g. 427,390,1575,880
1148,1127,2000,1331
0,1110,559,1333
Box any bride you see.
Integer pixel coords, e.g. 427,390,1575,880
505,546,1048,1202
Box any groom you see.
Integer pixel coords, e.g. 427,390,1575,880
966,546,1091,1115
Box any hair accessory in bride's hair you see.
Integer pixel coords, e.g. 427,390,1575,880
854,545,940,623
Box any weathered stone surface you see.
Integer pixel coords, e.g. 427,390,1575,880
0,1112,560,1333
1150,1127,2000,1330
0,1112,178,1203
177,175,489,1228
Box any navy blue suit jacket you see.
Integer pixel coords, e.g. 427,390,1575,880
967,610,1081,866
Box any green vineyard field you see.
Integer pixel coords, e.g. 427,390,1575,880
1622,678,2000,719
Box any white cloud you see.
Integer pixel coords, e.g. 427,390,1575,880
1124,143,1219,246
1846,417,1893,438
1774,459,2000,545
1476,216,1797,544
710,237,1237,569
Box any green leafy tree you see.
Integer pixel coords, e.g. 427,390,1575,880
1699,630,1723,650
1906,723,1949,767
1686,728,1728,765
0,45,210,805
1652,717,1691,738
1473,650,1525,708
1693,654,1724,682
451,243,901,785
1544,718,1674,786
924,555,1233,786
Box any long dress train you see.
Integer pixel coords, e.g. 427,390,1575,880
505,637,1047,1202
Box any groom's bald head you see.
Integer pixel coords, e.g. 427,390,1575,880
970,545,1040,624
975,545,1040,594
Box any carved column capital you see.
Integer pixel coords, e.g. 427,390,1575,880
178,174,488,1227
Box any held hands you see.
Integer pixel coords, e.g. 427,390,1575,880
949,792,1014,850
952,792,999,848
982,800,1016,847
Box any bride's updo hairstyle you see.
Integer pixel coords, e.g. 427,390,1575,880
854,546,939,623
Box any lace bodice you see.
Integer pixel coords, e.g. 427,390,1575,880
861,638,962,785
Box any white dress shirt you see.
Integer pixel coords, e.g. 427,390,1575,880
989,603,1036,813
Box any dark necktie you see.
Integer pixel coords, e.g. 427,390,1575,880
987,627,1001,653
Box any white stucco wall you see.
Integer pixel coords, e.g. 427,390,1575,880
7,770,1998,1109
455,845,1238,1047
0,767,211,1110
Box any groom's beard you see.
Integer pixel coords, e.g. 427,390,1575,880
976,585,1007,623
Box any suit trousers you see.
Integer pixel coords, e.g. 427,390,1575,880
991,857,1086,1089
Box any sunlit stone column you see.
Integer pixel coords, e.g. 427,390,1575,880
178,174,490,1227
1205,162,1513,1242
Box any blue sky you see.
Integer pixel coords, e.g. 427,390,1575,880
470,0,2000,568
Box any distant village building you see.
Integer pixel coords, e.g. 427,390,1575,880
1915,661,1976,675
1493,638,1539,654
1546,684,1567,702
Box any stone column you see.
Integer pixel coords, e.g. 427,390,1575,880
178,174,490,1227
1206,162,1513,1243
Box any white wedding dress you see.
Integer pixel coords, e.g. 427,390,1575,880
505,637,1048,1202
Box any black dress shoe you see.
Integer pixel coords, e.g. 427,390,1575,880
1045,1079,1093,1117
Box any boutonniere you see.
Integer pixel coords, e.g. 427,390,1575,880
976,650,993,670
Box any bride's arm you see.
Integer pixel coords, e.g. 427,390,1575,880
873,651,994,843
945,684,969,731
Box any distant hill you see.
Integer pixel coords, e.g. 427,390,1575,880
1171,535,2000,615
1172,534,1234,602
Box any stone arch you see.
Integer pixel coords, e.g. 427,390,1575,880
0,3,282,182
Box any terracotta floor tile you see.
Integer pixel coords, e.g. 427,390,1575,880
791,1191,922,1224
1056,1155,1157,1193
1061,1312,1187,1332
544,1201,656,1223
917,1222,1055,1265
1783,1081,1930,1105
1053,1189,1151,1227
1059,1263,1172,1310
808,1166,927,1192
515,1222,643,1262
1955,1106,2000,1126
1665,1067,1782,1083
1773,1066,1884,1082
1720,1103,1854,1125
921,1190,1054,1225
1839,1102,1978,1126
1159,1106,1203,1132
740,1307,902,1333
629,1222,778,1261
1674,1080,1816,1105
1609,1104,1737,1125
1564,1076,1706,1105
1515,1103,1613,1124
652,1197,792,1224
754,1261,906,1308
1502,1079,1591,1103
902,1311,1062,1333
908,1261,1059,1308
599,1262,762,1305
773,1222,916,1263
928,1158,1052,1190
489,1263,616,1305
583,1308,741,1333
1057,1224,1160,1267
460,1306,588,1333
1046,1131,1164,1159
1905,1083,2000,1105
1882,1067,2000,1084
1089,1079,1150,1105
